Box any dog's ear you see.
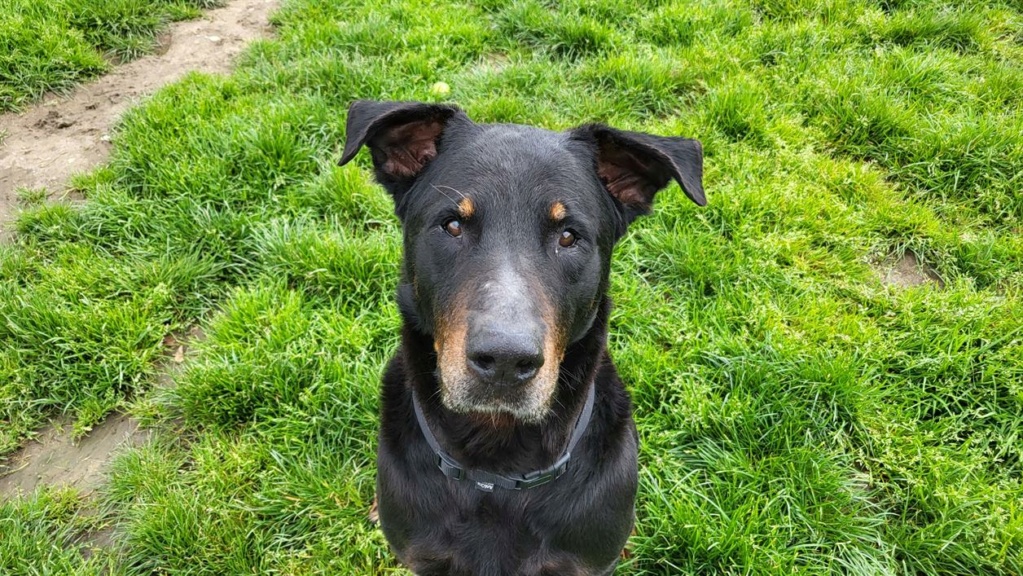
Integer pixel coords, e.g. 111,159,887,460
571,124,705,224
339,100,462,201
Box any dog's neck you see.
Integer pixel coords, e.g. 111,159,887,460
400,298,612,474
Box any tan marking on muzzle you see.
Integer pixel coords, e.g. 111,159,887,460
530,289,566,417
549,201,566,222
458,197,475,219
434,294,470,400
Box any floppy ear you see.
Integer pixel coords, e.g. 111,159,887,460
339,100,462,201
571,124,705,224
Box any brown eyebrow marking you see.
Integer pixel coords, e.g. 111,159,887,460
549,201,567,221
458,197,475,219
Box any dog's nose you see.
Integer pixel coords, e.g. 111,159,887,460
467,332,545,387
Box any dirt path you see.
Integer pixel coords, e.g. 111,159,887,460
0,0,274,501
0,414,148,497
0,0,277,235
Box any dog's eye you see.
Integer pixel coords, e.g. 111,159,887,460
558,229,577,248
443,219,463,238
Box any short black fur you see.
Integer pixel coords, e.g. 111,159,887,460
339,100,705,575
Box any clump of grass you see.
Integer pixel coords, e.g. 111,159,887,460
0,486,114,573
864,6,988,53
496,0,619,59
634,6,697,48
0,2,107,111
750,0,868,24
579,50,703,117
68,0,166,61
702,78,769,143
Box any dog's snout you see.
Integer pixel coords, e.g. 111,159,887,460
467,332,545,387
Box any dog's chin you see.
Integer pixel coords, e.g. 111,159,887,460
436,372,555,425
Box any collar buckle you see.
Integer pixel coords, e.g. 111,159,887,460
437,454,465,481
516,453,571,489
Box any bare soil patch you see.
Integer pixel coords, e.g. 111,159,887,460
0,413,148,499
0,0,277,235
881,250,944,288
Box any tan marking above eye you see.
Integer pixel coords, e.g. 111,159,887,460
550,201,567,221
458,197,475,219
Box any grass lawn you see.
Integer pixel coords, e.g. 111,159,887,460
2,0,1022,573
0,0,224,112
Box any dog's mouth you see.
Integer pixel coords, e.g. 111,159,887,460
434,373,558,423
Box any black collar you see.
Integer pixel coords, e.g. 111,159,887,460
411,383,596,492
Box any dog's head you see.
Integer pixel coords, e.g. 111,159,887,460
340,100,704,422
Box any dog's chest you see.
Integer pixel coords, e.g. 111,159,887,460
399,493,596,575
379,478,616,575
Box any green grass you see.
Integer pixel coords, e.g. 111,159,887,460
0,0,224,112
0,486,117,574
2,0,1022,573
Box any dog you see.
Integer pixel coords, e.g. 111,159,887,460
339,100,705,575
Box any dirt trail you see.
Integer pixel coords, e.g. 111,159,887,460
0,414,148,497
0,0,273,501
0,0,277,234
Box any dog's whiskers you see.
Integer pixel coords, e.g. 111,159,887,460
431,184,467,208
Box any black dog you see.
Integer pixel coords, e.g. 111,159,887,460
339,100,705,575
